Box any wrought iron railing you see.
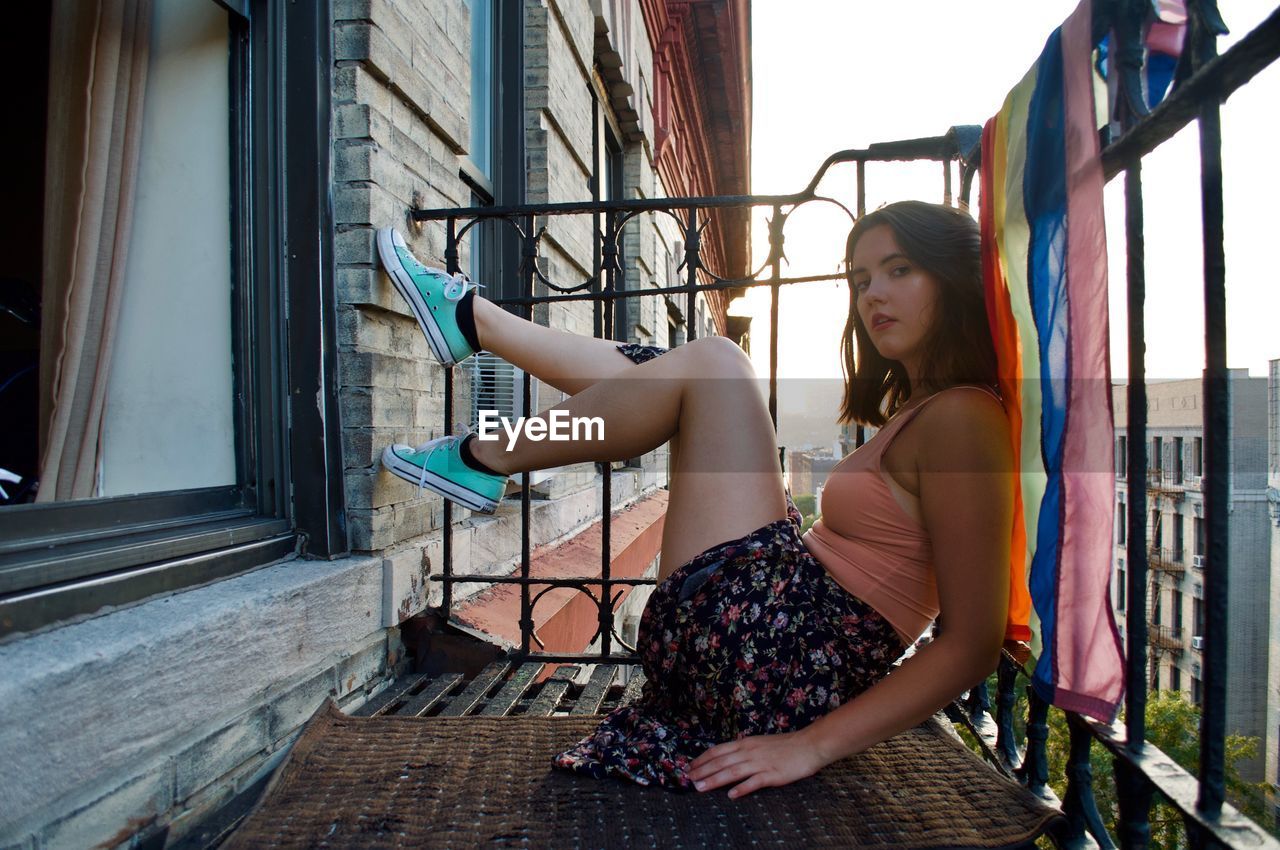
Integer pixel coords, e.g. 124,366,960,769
405,3,1280,847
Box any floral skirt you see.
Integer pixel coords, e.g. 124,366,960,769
549,343,908,791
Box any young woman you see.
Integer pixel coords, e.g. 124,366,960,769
375,199,1014,800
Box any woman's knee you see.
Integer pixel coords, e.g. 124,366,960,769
687,336,754,377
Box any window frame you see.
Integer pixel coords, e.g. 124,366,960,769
0,0,344,639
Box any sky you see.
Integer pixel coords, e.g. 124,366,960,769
735,0,1280,383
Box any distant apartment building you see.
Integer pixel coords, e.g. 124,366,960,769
1111,370,1273,784
787,448,841,501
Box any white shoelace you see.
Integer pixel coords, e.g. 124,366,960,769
442,274,485,302
413,437,453,496
403,254,486,302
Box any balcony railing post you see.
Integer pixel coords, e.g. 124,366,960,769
519,213,538,656
599,209,620,657
442,216,460,616
1123,162,1151,756
1114,756,1156,850
683,207,699,341
768,203,783,431
1193,0,1230,814
1019,684,1051,797
966,679,991,726
1123,153,1154,841
1064,712,1117,849
995,654,1021,772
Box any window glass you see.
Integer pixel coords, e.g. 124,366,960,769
101,0,234,497
469,0,493,181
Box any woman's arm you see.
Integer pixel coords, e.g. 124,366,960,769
688,390,1013,798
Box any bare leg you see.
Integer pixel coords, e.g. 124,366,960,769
471,296,642,396
469,336,787,580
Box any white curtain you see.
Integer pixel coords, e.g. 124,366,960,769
39,0,153,501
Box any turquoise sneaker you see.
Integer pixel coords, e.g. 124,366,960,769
376,227,485,367
381,433,507,513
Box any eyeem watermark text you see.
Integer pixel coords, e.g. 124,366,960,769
476,410,604,450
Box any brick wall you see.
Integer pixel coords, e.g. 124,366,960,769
333,0,483,553
334,0,691,554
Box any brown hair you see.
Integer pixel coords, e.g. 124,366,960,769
838,200,998,427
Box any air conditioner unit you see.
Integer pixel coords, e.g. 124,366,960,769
1191,636,1204,650
1193,555,1205,569
466,353,556,486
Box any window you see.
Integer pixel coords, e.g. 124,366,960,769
1151,509,1163,549
1173,589,1183,634
1116,499,1126,545
1116,563,1126,611
1171,664,1181,691
1192,436,1203,477
1173,513,1184,560
0,0,342,637
1116,435,1127,478
1194,516,1205,557
1193,596,1205,637
1191,675,1202,705
1151,436,1163,476
1151,662,1160,691
1173,437,1184,483
1153,590,1163,626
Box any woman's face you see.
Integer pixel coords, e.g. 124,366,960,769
849,225,941,380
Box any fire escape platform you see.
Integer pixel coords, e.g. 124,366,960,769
214,661,1068,849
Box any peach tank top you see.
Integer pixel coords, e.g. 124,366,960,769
800,385,1000,647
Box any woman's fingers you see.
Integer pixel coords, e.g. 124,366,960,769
688,740,740,776
727,773,773,799
687,732,825,798
693,759,759,792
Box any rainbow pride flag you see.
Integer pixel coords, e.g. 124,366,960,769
979,0,1125,722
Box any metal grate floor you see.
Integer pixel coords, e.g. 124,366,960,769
348,661,644,719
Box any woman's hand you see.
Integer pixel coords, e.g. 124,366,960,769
687,729,828,799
